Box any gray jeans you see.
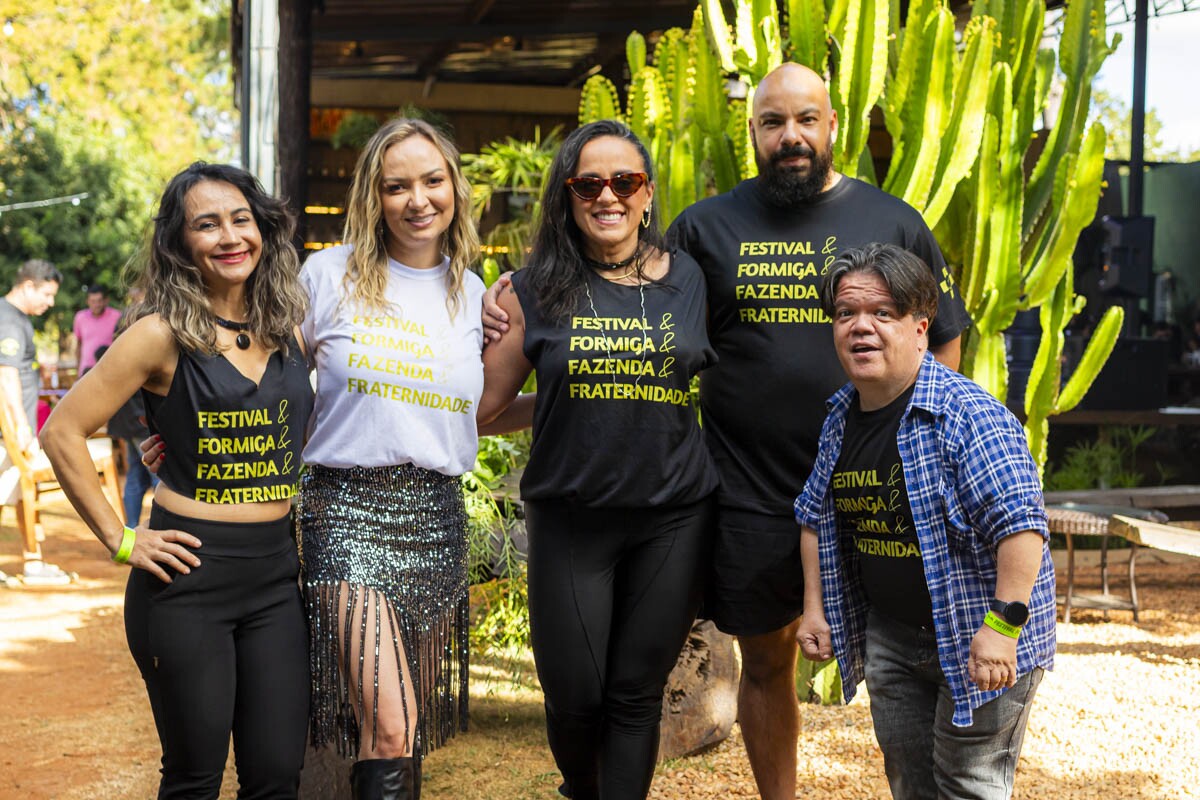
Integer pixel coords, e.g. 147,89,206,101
864,609,1043,800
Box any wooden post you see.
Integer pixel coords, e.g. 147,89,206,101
277,0,312,242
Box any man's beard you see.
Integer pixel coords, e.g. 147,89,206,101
756,141,833,208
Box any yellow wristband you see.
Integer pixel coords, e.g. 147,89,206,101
113,526,136,564
983,610,1021,639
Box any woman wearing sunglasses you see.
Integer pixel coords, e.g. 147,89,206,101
477,119,718,799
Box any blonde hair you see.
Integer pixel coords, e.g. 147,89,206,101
124,162,305,355
341,118,479,318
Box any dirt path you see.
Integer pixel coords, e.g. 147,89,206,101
2,500,1199,799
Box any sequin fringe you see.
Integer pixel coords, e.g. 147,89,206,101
299,463,470,761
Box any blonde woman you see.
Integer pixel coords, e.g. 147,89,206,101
298,118,486,799
41,162,312,798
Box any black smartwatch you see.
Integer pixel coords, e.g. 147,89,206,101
990,598,1029,627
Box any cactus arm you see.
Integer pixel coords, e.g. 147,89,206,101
1056,305,1124,412
702,0,738,74
690,7,728,136
881,7,952,206
787,0,829,71
1024,0,1118,237
1024,274,1069,419
920,17,994,229
982,62,1023,336
666,126,697,227
578,75,623,124
971,331,1010,403
883,0,935,139
832,0,890,175
627,31,647,73
1021,122,1107,307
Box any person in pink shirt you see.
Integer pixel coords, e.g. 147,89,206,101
73,285,122,373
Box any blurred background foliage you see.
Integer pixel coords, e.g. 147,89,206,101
0,0,232,329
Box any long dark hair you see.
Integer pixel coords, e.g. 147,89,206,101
522,120,664,323
124,162,305,355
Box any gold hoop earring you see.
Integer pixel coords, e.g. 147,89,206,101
642,207,652,229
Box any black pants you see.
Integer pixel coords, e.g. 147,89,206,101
124,504,309,800
525,496,715,800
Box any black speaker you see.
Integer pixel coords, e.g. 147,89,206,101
1068,337,1168,411
1098,216,1154,296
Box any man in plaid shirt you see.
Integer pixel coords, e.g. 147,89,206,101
794,243,1055,800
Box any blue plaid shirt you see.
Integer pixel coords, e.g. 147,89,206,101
795,352,1056,727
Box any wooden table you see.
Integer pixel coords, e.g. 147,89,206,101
1045,503,1168,623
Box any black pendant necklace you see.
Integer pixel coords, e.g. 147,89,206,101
214,316,252,350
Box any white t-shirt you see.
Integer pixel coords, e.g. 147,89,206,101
300,244,485,475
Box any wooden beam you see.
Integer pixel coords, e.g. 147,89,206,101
567,33,627,88
1110,516,1200,557
417,0,498,78
311,78,580,114
311,14,694,42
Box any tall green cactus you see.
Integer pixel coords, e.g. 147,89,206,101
580,6,748,226
581,0,1121,471
937,0,1122,470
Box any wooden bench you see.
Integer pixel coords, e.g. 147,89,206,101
1045,494,1200,623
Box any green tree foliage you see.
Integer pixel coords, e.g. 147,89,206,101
0,120,155,308
0,0,230,323
0,0,231,178
1090,89,1200,162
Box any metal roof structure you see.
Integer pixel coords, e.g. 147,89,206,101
302,0,696,87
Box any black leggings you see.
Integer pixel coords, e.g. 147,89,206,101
525,496,715,800
124,504,309,800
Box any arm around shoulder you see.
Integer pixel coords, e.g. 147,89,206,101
477,284,532,427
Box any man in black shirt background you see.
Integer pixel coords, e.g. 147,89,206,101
666,64,970,799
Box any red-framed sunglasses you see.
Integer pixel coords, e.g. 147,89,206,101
565,172,648,201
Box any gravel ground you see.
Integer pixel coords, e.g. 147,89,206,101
645,551,1200,799
3,513,1196,799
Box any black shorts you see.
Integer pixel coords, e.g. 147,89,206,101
704,507,805,637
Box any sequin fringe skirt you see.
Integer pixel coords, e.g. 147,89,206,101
300,463,469,760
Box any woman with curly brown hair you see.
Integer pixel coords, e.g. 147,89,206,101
41,161,313,799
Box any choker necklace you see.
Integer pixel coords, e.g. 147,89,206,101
584,246,641,272
214,316,251,350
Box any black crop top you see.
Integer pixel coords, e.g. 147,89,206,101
144,339,313,504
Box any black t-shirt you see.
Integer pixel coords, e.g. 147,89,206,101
143,338,313,504
667,176,971,515
832,385,932,629
514,251,719,507
0,298,38,429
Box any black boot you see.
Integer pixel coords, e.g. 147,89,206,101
350,757,416,800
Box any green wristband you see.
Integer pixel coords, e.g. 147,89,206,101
112,526,136,564
983,610,1021,639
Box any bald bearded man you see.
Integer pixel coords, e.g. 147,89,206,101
665,63,970,798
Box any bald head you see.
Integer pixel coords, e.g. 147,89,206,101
749,62,839,205
753,63,833,117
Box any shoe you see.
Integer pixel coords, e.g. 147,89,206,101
19,561,75,587
350,757,416,800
